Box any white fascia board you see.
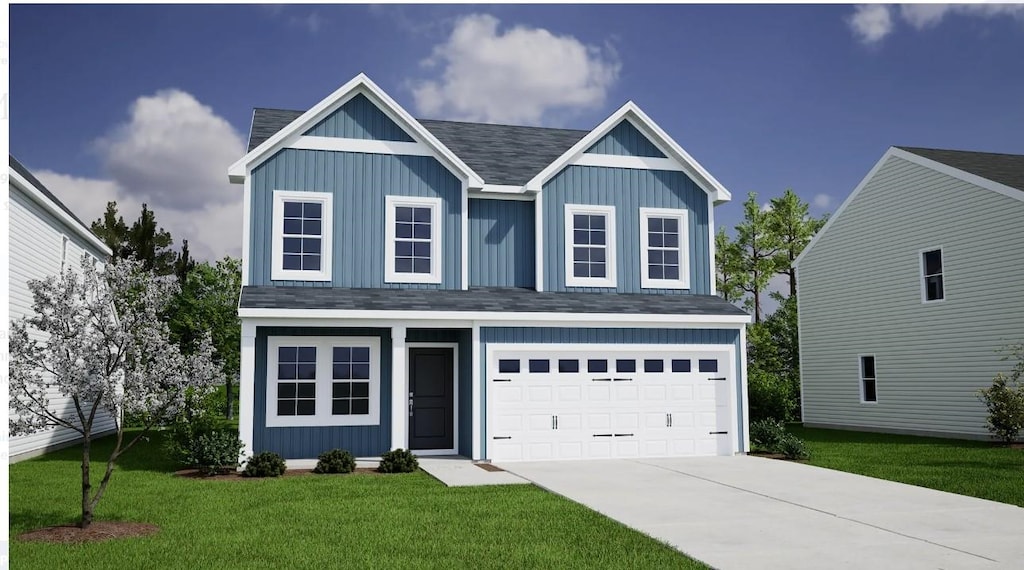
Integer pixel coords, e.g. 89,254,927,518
227,73,485,189
289,136,434,157
572,154,684,172
480,184,527,194
468,191,535,202
9,168,113,256
523,102,732,203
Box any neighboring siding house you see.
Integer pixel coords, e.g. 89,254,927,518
796,147,1024,439
230,74,750,463
8,155,115,461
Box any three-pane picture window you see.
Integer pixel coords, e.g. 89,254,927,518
639,208,689,289
921,249,944,302
385,196,442,284
272,191,332,281
565,204,616,287
860,355,877,403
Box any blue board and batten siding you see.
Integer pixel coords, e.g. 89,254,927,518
468,198,535,288
542,165,711,294
304,93,414,142
249,149,462,288
478,327,746,458
585,121,666,157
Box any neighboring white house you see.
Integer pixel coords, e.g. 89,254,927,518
8,155,115,461
795,147,1024,439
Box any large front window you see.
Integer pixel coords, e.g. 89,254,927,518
385,196,442,284
271,191,332,281
564,204,616,287
640,207,689,289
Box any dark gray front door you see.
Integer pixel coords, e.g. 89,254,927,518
408,347,454,451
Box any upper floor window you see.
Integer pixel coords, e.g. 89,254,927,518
921,248,944,302
385,196,442,284
639,208,689,290
60,235,69,272
564,204,616,287
860,355,877,403
271,190,332,282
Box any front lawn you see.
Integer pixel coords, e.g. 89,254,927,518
10,431,706,569
790,425,1024,507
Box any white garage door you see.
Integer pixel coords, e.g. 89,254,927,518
487,344,735,462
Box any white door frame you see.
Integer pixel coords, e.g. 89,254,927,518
406,342,459,456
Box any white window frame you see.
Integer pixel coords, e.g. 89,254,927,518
265,336,381,428
384,195,443,284
60,234,70,272
564,203,616,288
271,190,333,282
638,207,690,290
859,354,877,404
919,247,945,304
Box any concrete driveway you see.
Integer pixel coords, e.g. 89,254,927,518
499,456,1024,569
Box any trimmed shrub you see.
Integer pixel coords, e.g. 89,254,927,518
977,373,1024,444
243,451,287,478
778,434,810,460
378,448,418,473
314,449,356,474
749,418,787,453
165,416,243,476
748,369,797,423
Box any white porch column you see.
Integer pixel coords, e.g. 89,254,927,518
471,323,482,460
238,321,257,464
390,326,408,450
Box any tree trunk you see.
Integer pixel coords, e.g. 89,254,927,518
753,290,762,323
80,435,93,529
788,268,797,298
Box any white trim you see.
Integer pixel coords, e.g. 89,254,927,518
468,191,535,202
564,203,617,288
9,167,113,256
480,184,528,194
739,326,749,453
384,195,443,284
237,309,752,326
60,234,70,272
265,336,382,428
239,322,257,462
270,190,333,282
227,74,484,189
858,354,878,404
707,193,717,296
289,136,433,157
795,146,1024,268
471,323,482,460
241,176,251,286
535,196,544,291
524,105,732,203
407,342,459,455
572,153,685,172
919,246,946,304
391,326,407,450
461,182,469,290
638,207,690,290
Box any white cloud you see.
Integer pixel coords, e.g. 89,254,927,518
411,14,621,125
289,12,324,34
813,193,833,209
848,5,894,44
35,90,245,262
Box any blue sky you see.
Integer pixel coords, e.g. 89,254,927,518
10,4,1024,261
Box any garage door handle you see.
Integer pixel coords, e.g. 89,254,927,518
708,377,727,382
709,431,729,435
613,378,633,382
493,378,512,382
591,378,612,382
614,433,634,437
493,436,512,440
593,433,614,438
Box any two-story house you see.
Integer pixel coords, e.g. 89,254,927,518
229,74,750,463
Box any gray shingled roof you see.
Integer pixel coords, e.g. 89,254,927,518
897,147,1024,194
246,108,588,186
9,155,97,235
240,286,748,317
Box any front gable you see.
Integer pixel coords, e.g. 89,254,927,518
585,120,666,158
303,93,415,142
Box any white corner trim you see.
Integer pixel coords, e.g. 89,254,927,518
289,136,434,157
572,154,685,172
9,167,112,256
461,182,469,290
523,104,732,203
638,207,690,290
535,197,544,291
241,176,252,286
384,195,443,284
471,323,482,460
239,324,257,462
739,325,749,453
564,203,617,288
270,190,333,282
391,326,408,450
707,193,717,295
918,246,946,304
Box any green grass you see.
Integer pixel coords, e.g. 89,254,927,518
10,431,706,569
790,425,1024,507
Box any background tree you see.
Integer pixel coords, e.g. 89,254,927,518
769,189,828,298
91,201,131,259
91,201,189,278
715,228,744,303
734,192,780,323
9,256,222,529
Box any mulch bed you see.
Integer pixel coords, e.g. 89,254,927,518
475,462,505,472
174,467,388,480
19,521,159,544
748,451,807,462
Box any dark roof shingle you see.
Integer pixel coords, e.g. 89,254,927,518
240,286,749,317
897,147,1024,194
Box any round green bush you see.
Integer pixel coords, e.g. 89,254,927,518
243,451,287,477
164,416,243,476
314,448,356,474
778,434,810,460
377,448,418,473
749,418,787,453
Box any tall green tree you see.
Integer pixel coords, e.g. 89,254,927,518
768,189,828,299
735,192,780,323
715,228,744,303
91,202,183,277
91,201,130,259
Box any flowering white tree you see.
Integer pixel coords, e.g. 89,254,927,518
9,255,222,529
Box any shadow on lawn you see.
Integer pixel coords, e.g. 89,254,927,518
790,425,996,449
27,429,180,474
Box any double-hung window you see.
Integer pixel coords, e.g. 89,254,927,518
639,207,689,289
385,196,442,284
271,190,332,281
921,248,944,302
267,336,380,427
565,204,616,287
860,355,877,403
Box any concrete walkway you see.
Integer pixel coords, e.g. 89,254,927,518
418,456,528,487
500,456,1024,569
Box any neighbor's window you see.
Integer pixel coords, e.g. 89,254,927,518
860,355,877,403
385,196,442,284
639,208,689,289
271,191,332,281
921,249,944,302
565,204,616,287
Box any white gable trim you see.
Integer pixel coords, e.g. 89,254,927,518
524,102,732,203
9,167,112,256
794,146,1024,268
572,154,685,172
289,136,433,157
227,74,484,188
